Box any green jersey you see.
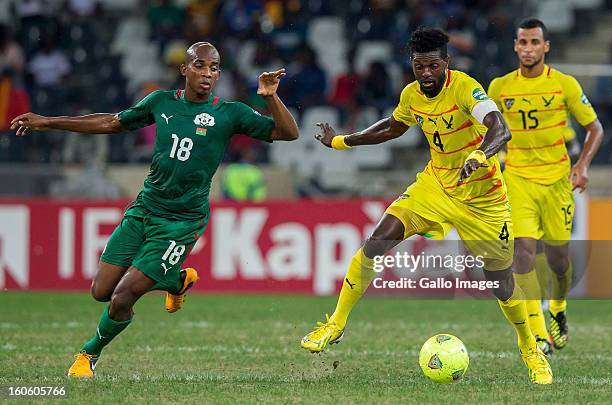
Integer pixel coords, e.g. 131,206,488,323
118,89,274,219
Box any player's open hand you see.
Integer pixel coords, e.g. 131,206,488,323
257,69,286,97
10,112,49,136
457,159,488,185
314,122,336,148
570,162,588,193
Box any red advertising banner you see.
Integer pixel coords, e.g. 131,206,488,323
0,196,599,297
0,199,390,294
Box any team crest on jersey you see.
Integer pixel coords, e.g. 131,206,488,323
503,98,515,109
194,112,215,126
472,88,489,101
414,114,424,125
581,93,591,105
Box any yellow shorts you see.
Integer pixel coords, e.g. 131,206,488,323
385,171,514,271
504,171,573,243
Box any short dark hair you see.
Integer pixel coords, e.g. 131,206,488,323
409,27,449,58
517,18,549,41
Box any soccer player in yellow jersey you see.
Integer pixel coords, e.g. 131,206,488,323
300,27,553,384
489,19,604,354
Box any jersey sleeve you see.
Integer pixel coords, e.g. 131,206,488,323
456,75,499,124
118,90,162,130
392,86,416,126
561,74,598,126
232,102,275,143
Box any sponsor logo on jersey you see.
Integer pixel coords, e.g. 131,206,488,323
542,95,555,107
441,115,453,129
161,113,173,124
503,98,515,109
414,114,424,125
581,93,591,105
194,112,215,127
472,88,489,101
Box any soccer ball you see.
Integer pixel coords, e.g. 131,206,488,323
419,334,469,383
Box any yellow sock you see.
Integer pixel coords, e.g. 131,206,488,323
514,271,548,340
329,248,377,329
550,261,572,315
498,283,536,349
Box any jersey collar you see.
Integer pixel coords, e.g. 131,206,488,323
516,64,551,79
175,90,218,104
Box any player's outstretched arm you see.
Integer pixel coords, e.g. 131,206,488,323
458,111,510,184
257,69,299,141
570,118,604,192
314,116,409,149
10,112,123,136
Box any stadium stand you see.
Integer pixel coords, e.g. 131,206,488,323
0,0,610,197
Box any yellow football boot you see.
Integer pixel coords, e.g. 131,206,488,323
536,336,554,357
67,352,98,378
520,346,553,385
549,311,568,349
165,268,199,313
300,314,344,353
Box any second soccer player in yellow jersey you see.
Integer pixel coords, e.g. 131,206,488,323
300,27,553,385
488,18,604,354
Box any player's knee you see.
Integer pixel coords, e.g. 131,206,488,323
90,283,112,302
363,235,390,258
483,268,514,301
514,245,536,274
547,255,569,275
110,289,135,312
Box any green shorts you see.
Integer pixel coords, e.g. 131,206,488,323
100,200,207,293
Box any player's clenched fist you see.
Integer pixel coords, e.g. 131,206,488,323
457,159,488,185
10,113,49,136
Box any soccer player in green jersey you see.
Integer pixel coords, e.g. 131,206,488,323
11,42,299,377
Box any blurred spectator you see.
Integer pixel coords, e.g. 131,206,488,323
0,24,25,79
446,12,476,72
236,38,283,87
185,0,221,38
220,0,264,38
269,4,307,62
147,0,187,45
330,48,360,122
28,38,71,88
222,147,267,201
357,60,393,113
282,45,326,109
0,68,31,130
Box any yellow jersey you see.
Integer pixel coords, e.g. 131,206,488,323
488,66,597,185
393,70,506,205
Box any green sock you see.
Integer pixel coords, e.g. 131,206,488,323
81,305,131,356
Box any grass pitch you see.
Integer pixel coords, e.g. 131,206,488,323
0,292,611,404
